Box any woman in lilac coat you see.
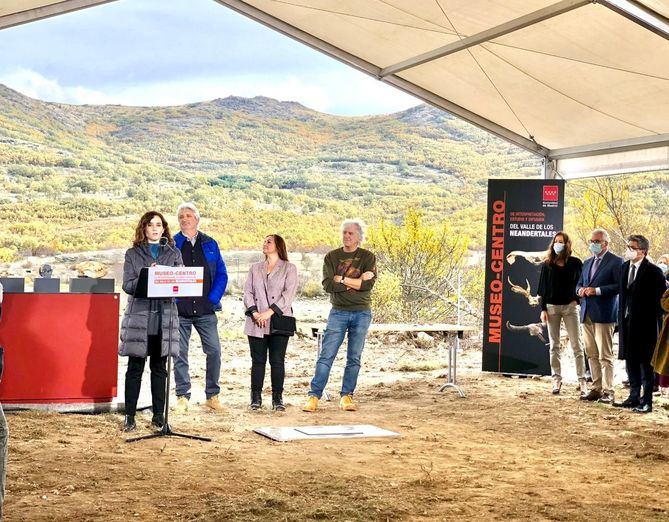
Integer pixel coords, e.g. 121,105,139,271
243,235,298,411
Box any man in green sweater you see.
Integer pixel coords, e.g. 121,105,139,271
303,219,377,412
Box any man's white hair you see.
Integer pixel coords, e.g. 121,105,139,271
591,228,610,243
341,218,366,243
177,202,200,222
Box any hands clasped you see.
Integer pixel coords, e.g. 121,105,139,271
252,309,274,328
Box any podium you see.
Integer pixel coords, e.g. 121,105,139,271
126,265,210,443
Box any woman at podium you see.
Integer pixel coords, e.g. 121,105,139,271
119,211,183,432
243,234,298,411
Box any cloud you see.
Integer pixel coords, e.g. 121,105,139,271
0,1,420,115
0,68,109,105
0,68,419,116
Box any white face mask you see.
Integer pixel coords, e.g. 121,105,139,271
657,262,668,273
623,248,637,261
553,243,565,254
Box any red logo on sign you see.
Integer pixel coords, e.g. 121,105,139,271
172,285,179,293
543,185,558,202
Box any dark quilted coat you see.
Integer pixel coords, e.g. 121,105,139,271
119,243,183,358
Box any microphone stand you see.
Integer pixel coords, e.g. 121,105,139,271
127,239,211,443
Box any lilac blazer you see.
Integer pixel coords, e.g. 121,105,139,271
243,259,298,338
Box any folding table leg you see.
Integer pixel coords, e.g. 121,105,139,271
439,333,465,397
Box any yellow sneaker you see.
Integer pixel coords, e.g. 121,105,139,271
339,395,357,411
173,395,189,414
204,395,224,412
302,396,319,412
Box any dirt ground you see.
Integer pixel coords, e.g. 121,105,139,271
4,297,669,521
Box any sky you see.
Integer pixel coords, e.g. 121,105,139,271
0,0,420,115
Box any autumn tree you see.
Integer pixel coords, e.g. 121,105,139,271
568,175,668,258
367,209,478,323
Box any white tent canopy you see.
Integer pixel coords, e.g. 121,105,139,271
2,0,669,178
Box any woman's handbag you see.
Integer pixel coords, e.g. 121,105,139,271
270,313,296,337
264,283,296,336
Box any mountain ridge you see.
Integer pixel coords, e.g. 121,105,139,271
0,82,542,259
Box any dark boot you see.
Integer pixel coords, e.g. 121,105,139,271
123,415,136,432
152,412,165,429
250,390,262,410
272,391,285,412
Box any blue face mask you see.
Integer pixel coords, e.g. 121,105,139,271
553,243,565,254
589,242,602,255
657,262,667,274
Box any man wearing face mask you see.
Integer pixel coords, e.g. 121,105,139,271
576,229,623,403
614,235,666,413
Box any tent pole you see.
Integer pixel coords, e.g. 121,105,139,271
543,158,558,179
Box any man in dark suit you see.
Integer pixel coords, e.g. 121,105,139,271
614,235,666,413
577,229,623,403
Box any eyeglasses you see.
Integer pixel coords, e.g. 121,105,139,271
627,246,642,251
589,239,604,244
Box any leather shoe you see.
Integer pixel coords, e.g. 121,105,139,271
123,415,136,432
580,389,602,401
151,413,165,429
632,404,652,414
613,398,640,409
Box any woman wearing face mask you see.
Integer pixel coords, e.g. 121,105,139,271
538,231,587,395
119,211,183,432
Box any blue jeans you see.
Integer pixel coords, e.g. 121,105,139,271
309,309,372,399
174,313,221,399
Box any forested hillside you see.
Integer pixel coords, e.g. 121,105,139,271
0,84,666,261
0,84,541,260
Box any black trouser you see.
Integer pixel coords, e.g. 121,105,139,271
124,335,167,416
248,334,289,393
626,358,654,407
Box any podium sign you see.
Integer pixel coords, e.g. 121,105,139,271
147,266,204,298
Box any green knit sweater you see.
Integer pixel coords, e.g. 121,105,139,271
321,247,377,311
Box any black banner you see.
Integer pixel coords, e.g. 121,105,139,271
482,179,565,375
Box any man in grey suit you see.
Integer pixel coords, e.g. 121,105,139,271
576,228,623,403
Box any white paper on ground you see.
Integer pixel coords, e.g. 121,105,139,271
254,424,400,442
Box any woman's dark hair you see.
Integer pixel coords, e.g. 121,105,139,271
546,231,572,265
133,211,173,247
267,234,289,262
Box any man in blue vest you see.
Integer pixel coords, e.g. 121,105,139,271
173,202,228,412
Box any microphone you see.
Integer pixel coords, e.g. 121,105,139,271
159,236,181,267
